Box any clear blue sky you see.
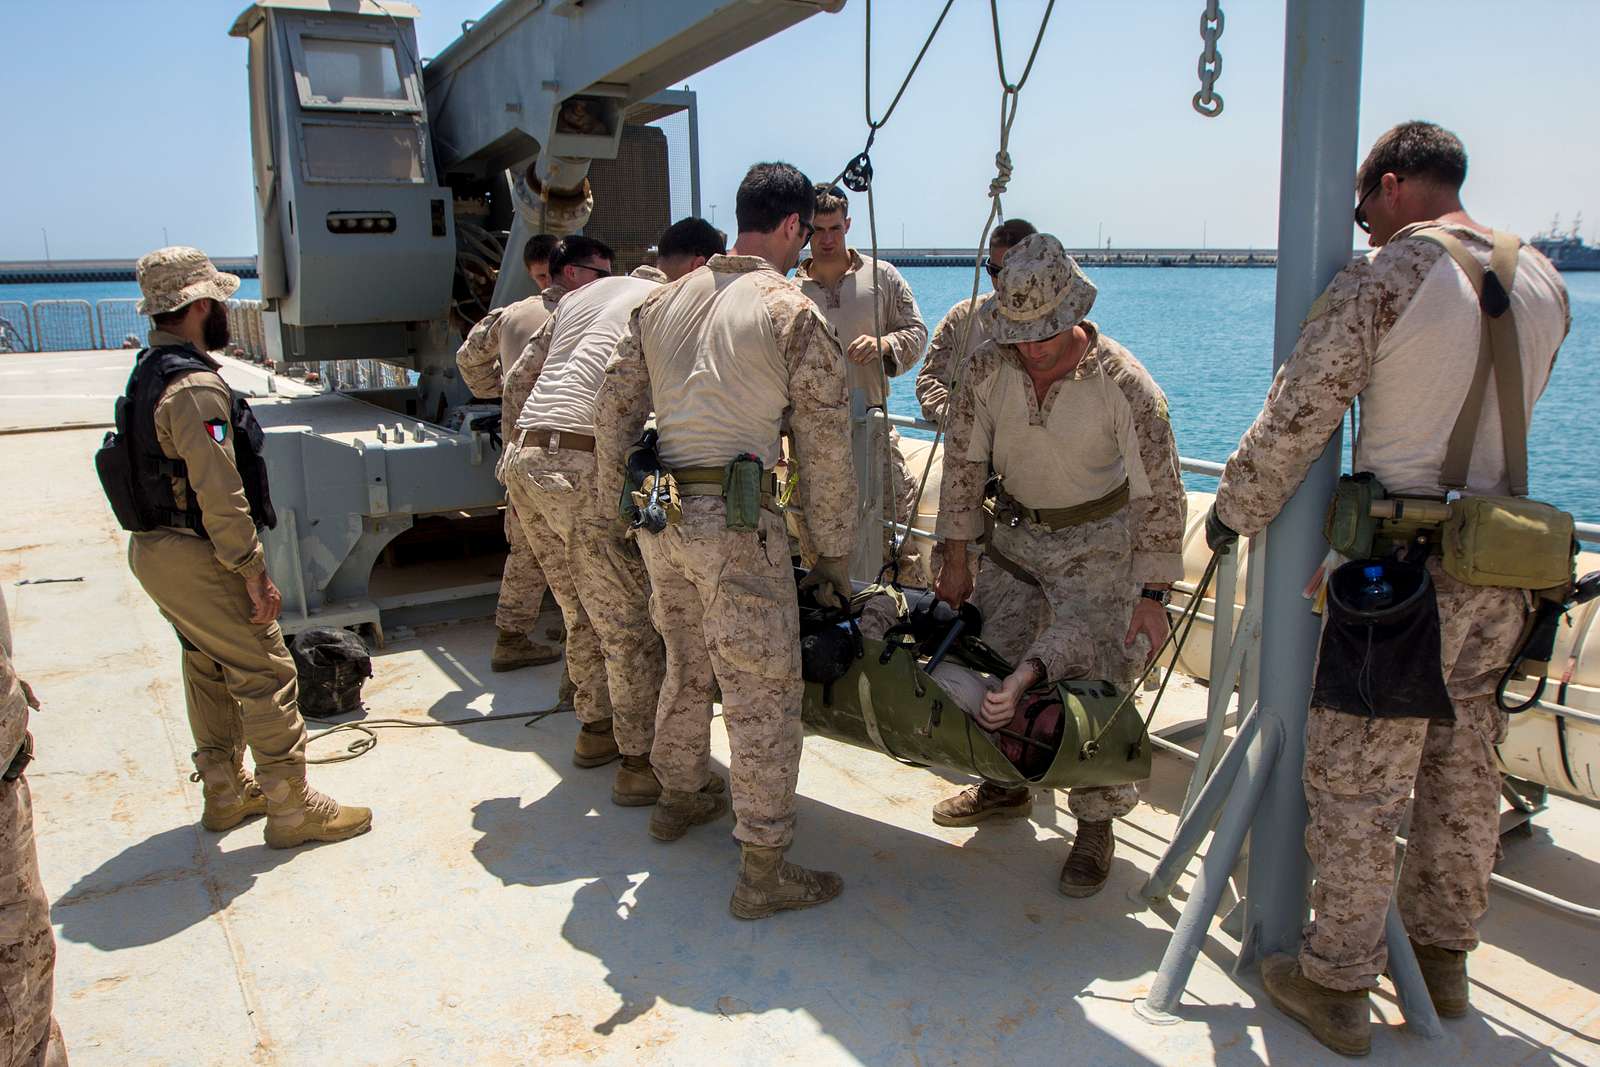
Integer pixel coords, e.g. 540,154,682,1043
2,0,1595,260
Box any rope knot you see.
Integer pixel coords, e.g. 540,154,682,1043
988,149,1013,199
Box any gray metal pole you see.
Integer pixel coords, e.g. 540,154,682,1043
1236,0,1365,971
687,94,703,218
1136,703,1263,905
1137,715,1285,1021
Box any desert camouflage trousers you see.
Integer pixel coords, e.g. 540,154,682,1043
497,483,550,634
129,531,309,795
506,448,661,753
0,777,66,1067
638,499,803,849
1300,557,1527,990
968,514,1149,823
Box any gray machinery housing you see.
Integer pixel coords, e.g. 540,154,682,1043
225,0,843,639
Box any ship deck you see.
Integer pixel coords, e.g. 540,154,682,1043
3,349,1598,1066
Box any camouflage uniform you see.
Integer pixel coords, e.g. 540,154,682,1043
595,254,855,847
505,277,663,751
915,291,993,424
456,288,564,634
793,251,926,581
938,237,1186,823
1214,223,1570,990
0,591,66,1067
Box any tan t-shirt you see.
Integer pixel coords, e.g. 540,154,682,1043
795,250,926,406
516,275,657,435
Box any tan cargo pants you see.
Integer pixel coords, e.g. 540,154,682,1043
128,531,308,790
506,447,662,749
1300,557,1527,990
638,498,803,849
0,777,67,1066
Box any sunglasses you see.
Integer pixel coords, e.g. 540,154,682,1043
568,263,612,279
798,218,816,244
982,256,1002,278
1354,175,1402,234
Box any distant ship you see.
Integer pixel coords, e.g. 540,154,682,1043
1531,213,1600,271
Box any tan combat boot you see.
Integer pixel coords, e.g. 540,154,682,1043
491,628,563,672
648,787,729,841
729,844,843,920
931,781,1033,827
573,718,620,768
612,755,661,806
194,751,268,832
262,775,373,850
1411,939,1469,1018
1261,953,1372,1057
1057,819,1115,898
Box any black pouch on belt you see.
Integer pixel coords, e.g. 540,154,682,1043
1312,558,1454,720
723,453,763,532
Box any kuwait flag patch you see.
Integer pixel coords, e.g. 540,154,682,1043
205,418,229,444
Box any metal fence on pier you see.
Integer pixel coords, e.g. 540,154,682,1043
0,297,270,360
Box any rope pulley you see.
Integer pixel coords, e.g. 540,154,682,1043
841,151,874,193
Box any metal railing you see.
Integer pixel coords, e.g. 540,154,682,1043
0,297,270,361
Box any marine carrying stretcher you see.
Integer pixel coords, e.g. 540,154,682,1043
796,585,1151,790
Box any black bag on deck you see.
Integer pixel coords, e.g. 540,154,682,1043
1312,558,1453,720
289,628,373,718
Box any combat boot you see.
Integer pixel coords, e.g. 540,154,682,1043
573,718,620,768
262,776,373,850
1261,954,1372,1057
729,844,843,920
1057,819,1115,898
194,752,267,832
612,755,661,806
491,628,563,672
648,787,729,841
931,781,1033,827
1411,939,1469,1018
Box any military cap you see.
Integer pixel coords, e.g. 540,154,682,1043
980,233,1096,344
135,246,240,316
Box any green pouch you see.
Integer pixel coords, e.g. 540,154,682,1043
1442,496,1575,589
1324,472,1386,558
722,454,763,531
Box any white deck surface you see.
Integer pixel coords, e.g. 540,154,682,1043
2,352,1597,1065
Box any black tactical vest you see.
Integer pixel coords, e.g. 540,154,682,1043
98,345,276,535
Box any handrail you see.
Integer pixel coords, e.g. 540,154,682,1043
881,411,1599,545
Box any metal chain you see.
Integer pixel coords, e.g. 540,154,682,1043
1193,0,1225,117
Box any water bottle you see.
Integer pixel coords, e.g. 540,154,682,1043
1355,564,1394,611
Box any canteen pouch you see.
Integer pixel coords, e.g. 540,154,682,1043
1324,472,1386,559
1441,495,1576,589
722,453,763,532
1313,558,1453,720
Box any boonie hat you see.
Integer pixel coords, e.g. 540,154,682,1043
980,233,1096,344
135,246,240,316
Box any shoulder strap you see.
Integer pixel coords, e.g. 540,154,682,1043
1409,227,1528,495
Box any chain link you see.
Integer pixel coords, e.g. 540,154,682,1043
1192,0,1225,117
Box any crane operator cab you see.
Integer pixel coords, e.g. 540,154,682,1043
230,1,458,412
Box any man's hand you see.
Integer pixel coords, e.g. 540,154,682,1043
1204,503,1239,553
1124,596,1171,665
798,556,852,611
978,658,1043,730
934,541,973,609
845,334,886,366
245,572,283,624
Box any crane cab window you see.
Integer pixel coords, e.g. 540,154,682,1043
291,33,419,113
300,120,425,183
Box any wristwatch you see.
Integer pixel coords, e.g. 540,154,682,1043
1139,587,1172,607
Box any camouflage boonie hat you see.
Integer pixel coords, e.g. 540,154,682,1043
980,233,1096,344
135,246,240,316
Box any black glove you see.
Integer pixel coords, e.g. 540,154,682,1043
1204,503,1239,553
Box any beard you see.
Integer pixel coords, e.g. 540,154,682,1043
202,300,232,351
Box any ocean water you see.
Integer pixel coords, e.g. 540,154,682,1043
6,269,1597,518
890,266,1600,521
